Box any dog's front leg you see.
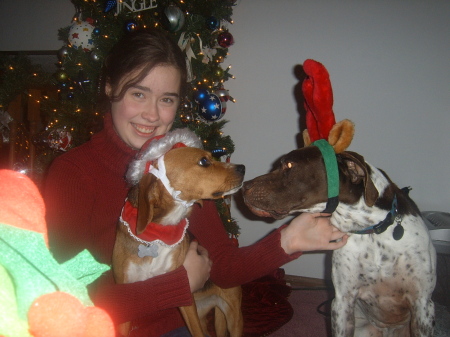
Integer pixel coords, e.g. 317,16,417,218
179,302,205,337
331,249,359,337
410,297,434,337
331,292,357,337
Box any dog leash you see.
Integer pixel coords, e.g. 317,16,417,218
348,194,404,240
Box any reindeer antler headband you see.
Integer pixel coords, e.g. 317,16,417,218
301,59,355,213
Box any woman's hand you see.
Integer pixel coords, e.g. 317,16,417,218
280,213,348,255
183,241,212,293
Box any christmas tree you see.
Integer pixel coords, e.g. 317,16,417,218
41,0,239,235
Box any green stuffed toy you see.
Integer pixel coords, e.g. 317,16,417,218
0,169,115,337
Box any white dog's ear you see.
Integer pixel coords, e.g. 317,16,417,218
136,173,160,235
339,151,378,207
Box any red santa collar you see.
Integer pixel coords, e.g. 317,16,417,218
120,200,189,246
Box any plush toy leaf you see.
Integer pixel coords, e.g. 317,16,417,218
0,264,32,337
0,223,110,319
62,249,110,286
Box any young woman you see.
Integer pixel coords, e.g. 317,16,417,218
43,28,347,337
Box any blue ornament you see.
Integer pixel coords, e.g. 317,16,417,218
211,148,228,158
104,0,117,13
198,93,223,121
194,89,209,103
206,16,220,30
125,20,138,32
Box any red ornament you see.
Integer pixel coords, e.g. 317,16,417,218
217,31,234,48
230,235,239,247
47,128,73,152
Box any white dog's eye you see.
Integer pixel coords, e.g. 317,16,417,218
280,161,294,172
198,157,211,167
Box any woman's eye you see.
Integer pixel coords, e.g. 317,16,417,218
161,97,174,104
198,157,211,167
132,92,145,99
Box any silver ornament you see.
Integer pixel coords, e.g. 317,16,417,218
164,5,185,32
58,46,69,60
90,50,100,62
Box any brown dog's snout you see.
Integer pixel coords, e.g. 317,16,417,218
235,164,245,176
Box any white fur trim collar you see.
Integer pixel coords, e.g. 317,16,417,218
148,156,196,208
126,129,202,186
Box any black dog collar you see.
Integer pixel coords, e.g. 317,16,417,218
349,194,404,240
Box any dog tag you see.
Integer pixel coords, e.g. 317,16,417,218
138,243,159,258
393,223,404,241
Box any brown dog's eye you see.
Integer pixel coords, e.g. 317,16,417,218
198,157,211,167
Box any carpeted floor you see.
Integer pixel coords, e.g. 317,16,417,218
266,253,450,336
268,289,332,337
268,289,450,337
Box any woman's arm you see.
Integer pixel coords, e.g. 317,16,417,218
89,268,192,324
188,201,301,288
44,156,97,263
189,201,347,289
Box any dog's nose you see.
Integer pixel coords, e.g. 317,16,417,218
236,164,245,176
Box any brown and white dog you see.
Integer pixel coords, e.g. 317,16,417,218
112,129,244,337
242,145,437,337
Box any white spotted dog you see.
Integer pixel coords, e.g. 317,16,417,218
242,145,437,337
242,58,436,337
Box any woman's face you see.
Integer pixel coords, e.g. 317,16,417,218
108,65,181,150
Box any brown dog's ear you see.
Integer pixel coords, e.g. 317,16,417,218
339,151,378,206
328,119,355,154
136,173,160,235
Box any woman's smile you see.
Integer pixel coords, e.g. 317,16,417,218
131,122,157,136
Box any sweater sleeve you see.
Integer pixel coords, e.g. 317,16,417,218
188,200,302,288
89,268,192,324
44,155,97,263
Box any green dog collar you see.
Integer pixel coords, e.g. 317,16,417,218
311,139,339,213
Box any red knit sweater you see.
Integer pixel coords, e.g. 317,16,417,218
43,113,301,336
